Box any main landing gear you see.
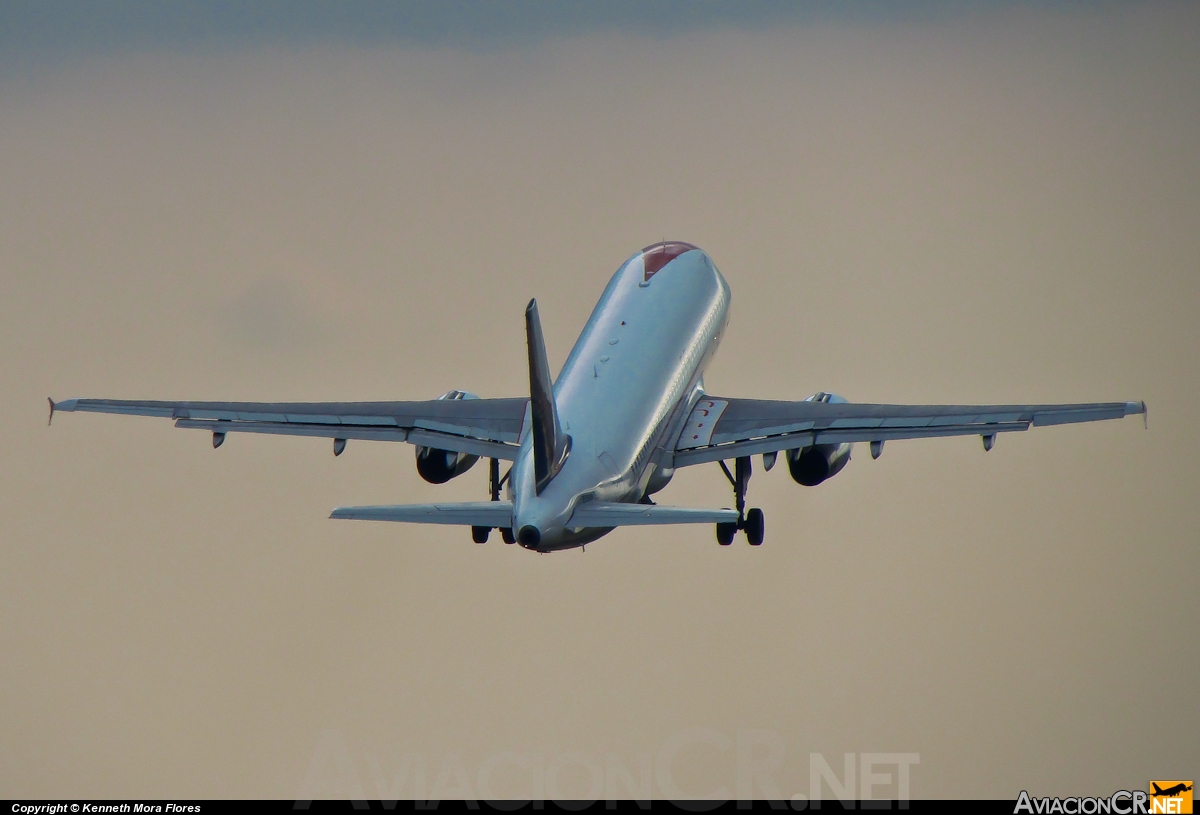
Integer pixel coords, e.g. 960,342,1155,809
716,456,765,546
473,458,516,544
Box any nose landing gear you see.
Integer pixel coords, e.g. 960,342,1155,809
716,456,765,545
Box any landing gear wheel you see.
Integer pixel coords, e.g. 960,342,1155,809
471,526,490,544
744,508,764,545
717,457,760,546
500,527,516,544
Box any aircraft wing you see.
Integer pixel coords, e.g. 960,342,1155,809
672,396,1146,467
50,397,528,460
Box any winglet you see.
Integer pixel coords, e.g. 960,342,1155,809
47,397,55,426
1126,400,1148,429
525,299,570,494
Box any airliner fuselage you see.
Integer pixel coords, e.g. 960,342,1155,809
511,242,729,550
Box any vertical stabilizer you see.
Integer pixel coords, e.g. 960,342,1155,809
525,299,571,493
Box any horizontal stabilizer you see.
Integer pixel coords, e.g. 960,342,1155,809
569,502,738,527
330,501,513,526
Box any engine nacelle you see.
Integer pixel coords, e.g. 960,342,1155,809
415,446,479,484
414,390,480,484
787,391,853,486
786,443,851,486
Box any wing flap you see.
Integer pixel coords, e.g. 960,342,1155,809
673,421,1032,466
330,502,513,526
405,428,519,460
175,419,409,443
177,420,526,459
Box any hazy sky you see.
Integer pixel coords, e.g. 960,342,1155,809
0,2,1005,55
2,1,1197,800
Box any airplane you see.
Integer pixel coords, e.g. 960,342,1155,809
50,240,1146,552
1152,783,1193,797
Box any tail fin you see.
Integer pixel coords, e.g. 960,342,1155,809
525,299,570,493
1153,784,1163,795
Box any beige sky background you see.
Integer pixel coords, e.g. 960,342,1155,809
2,2,1197,800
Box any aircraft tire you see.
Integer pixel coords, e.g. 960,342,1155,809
471,525,490,544
745,508,765,545
716,522,737,546
500,527,516,544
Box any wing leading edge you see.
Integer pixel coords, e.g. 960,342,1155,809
673,397,1146,466
50,397,528,459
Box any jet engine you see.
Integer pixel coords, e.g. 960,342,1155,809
786,392,852,486
414,390,480,484
786,443,851,486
